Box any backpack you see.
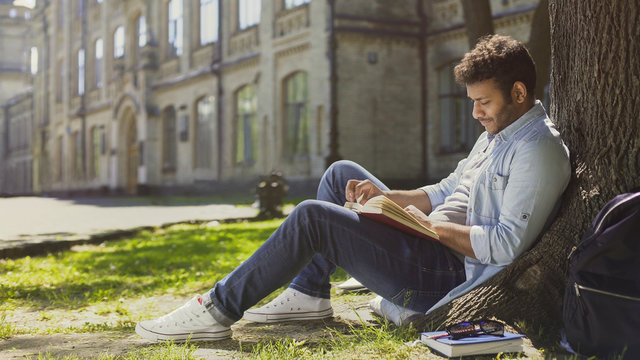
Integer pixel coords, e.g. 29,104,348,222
562,192,640,359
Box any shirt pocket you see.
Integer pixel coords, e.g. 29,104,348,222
472,172,508,221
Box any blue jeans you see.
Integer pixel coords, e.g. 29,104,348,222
204,160,465,326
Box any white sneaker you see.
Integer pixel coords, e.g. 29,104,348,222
243,288,333,323
369,295,424,326
135,295,231,342
336,277,368,292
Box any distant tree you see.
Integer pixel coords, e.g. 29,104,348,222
418,0,640,348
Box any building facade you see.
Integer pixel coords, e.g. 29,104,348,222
0,0,34,195
0,0,541,196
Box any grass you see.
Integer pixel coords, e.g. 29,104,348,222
1,219,537,359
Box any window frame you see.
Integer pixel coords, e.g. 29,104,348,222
167,0,183,58
94,38,103,88
77,48,85,95
238,0,261,30
234,85,257,166
199,0,219,46
437,62,479,154
283,71,310,159
113,26,125,59
162,106,178,172
195,95,215,169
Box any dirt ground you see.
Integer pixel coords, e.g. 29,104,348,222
0,291,380,359
0,290,541,359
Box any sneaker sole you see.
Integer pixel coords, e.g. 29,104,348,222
135,323,231,342
243,308,333,323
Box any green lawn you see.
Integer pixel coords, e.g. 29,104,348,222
0,220,534,359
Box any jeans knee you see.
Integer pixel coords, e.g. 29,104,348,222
290,199,335,226
323,160,360,180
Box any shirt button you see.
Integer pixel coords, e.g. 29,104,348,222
493,177,497,182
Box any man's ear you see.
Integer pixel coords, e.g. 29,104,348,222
511,81,528,104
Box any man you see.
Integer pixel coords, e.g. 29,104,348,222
135,34,571,342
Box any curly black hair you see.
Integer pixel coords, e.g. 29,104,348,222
454,34,536,101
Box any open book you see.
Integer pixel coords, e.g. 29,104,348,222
344,195,439,241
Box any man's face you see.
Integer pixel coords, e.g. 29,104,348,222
466,79,520,135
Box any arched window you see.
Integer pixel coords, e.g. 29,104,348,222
438,62,478,153
114,26,125,59
163,106,177,171
195,96,215,168
283,71,309,159
235,85,257,165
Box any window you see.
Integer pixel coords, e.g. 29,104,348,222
200,0,218,45
283,72,309,158
71,131,82,179
438,63,479,153
90,126,101,178
196,96,215,168
77,49,85,95
94,38,103,88
238,0,261,30
56,136,64,181
114,26,125,58
9,8,17,18
30,47,38,75
168,0,183,57
235,85,257,165
162,106,177,171
137,15,147,47
284,0,310,10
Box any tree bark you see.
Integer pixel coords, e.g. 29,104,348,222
416,0,640,348
461,0,494,48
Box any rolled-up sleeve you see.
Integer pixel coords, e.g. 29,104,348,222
420,157,468,210
469,137,571,266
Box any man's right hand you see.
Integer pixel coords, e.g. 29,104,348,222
345,179,385,204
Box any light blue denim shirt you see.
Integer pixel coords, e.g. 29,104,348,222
421,101,571,313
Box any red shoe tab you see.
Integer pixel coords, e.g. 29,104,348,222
198,296,203,305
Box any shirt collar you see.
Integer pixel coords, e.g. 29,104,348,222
494,100,546,142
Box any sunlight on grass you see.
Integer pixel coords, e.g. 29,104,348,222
0,218,495,359
0,220,284,313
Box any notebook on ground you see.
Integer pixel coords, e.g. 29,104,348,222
420,331,525,357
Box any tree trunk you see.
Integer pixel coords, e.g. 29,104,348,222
416,1,640,348
527,0,550,101
461,0,494,48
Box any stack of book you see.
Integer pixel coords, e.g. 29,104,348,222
420,331,525,357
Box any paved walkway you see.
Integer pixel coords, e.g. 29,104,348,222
0,196,260,257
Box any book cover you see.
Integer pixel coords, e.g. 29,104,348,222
420,331,525,357
344,195,439,241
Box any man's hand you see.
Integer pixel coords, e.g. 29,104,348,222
404,205,430,224
345,179,385,204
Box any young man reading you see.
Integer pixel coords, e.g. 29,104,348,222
135,35,571,342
